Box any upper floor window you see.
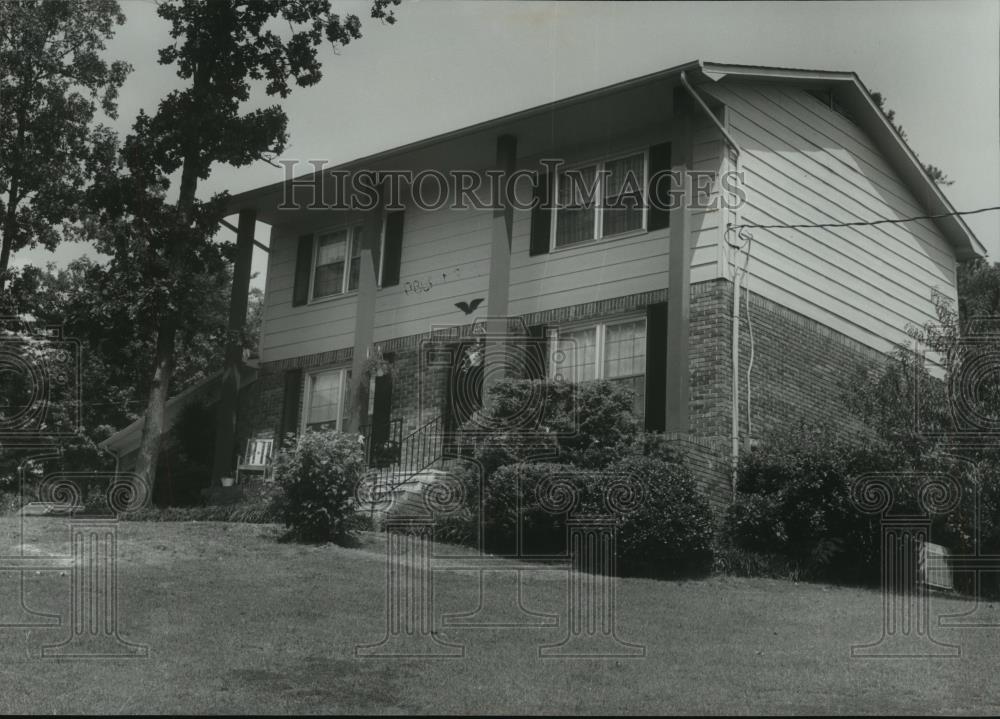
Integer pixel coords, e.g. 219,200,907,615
550,316,647,417
553,151,647,250
311,225,362,301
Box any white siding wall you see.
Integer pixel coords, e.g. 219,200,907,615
260,214,360,362
257,117,727,363
706,81,958,353
373,199,492,343
508,122,725,317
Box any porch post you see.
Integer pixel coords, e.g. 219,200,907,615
211,207,256,483
665,88,692,433
346,181,385,434
483,134,517,411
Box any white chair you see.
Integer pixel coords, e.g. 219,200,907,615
235,437,275,484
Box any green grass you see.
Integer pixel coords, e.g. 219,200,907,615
2,517,1000,714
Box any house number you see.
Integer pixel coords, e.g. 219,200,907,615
404,278,434,295
402,268,462,296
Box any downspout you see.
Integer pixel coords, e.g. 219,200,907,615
679,70,744,499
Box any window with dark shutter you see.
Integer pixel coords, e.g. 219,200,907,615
529,173,551,256
644,302,668,432
381,210,405,287
647,143,672,232
292,235,314,307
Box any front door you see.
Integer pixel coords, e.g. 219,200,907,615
444,338,484,453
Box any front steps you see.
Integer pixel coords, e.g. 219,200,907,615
358,468,456,527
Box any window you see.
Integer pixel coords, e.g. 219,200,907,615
553,151,647,249
551,317,647,417
302,368,351,432
311,225,363,300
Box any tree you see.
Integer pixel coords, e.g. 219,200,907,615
122,0,400,490
0,0,130,292
4,256,264,442
870,91,954,186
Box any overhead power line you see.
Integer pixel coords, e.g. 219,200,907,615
730,204,1000,232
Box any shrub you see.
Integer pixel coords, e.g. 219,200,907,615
460,378,639,476
723,425,920,584
627,431,686,465
603,455,715,578
478,462,588,556
271,429,366,543
475,455,714,577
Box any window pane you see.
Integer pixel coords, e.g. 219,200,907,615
347,227,362,292
555,166,597,247
603,154,644,236
307,370,342,429
552,327,597,383
604,319,646,379
314,231,348,298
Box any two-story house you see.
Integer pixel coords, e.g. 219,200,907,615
107,61,984,508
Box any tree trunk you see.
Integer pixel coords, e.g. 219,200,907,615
131,49,209,495
1,189,20,297
132,306,177,499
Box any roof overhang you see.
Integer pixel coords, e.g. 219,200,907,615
99,364,258,456
225,59,984,260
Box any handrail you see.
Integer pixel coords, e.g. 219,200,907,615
360,414,447,505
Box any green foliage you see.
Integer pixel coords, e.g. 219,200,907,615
271,429,366,543
107,0,401,488
437,378,714,576
869,90,952,185
461,378,639,473
607,455,715,578
0,0,130,288
123,499,281,524
722,424,960,584
478,462,583,556
154,401,216,507
473,454,714,577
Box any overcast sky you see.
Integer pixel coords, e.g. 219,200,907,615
14,0,1000,288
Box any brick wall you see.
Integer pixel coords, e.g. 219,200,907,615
235,370,286,449
679,278,886,503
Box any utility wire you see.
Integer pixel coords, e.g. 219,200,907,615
730,204,1000,232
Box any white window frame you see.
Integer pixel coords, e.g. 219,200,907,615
300,367,350,433
550,148,649,251
308,223,364,303
549,315,647,381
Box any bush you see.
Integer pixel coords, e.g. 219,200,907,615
723,425,921,584
478,462,586,556
271,429,367,543
606,455,715,578
460,378,639,475
475,455,714,577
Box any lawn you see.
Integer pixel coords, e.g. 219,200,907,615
2,517,999,714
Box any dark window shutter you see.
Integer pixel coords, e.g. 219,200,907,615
292,234,314,306
647,143,672,232
279,368,303,446
529,173,551,256
644,302,668,432
527,324,549,379
381,210,405,287
370,353,395,446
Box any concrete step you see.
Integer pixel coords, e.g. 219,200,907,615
358,468,455,526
